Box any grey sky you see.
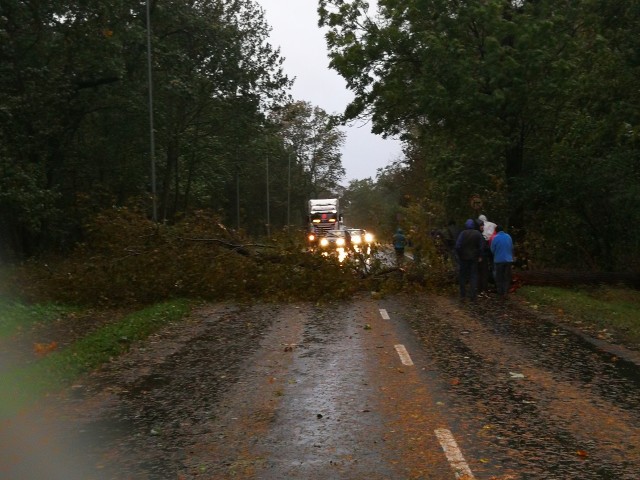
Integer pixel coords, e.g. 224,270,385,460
257,0,403,183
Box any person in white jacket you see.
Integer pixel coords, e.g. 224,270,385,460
478,214,496,241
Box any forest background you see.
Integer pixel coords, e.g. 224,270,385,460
1,0,639,306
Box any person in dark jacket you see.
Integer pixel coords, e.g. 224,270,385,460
455,219,484,302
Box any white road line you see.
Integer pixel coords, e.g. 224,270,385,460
434,428,476,479
379,308,390,320
394,344,414,366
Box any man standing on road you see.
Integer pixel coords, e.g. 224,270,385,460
393,228,407,266
455,219,484,302
490,225,514,299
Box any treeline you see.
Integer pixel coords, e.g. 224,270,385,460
0,0,345,262
322,0,640,271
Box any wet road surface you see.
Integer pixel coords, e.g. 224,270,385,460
2,294,640,479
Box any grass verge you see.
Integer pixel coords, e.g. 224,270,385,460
0,299,77,338
517,285,640,347
0,299,192,418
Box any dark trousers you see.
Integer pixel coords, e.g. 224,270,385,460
494,262,512,296
395,248,405,266
478,256,490,292
458,258,478,300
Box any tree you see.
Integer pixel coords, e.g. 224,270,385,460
319,0,640,270
271,101,346,199
0,0,293,259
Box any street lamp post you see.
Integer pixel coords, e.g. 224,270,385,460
266,154,270,238
287,152,291,227
146,0,158,223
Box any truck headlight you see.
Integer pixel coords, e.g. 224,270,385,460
364,233,374,243
336,238,345,247
320,238,329,247
308,234,315,242
351,235,362,244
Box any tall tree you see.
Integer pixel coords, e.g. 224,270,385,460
0,0,293,259
319,0,640,270
271,101,346,198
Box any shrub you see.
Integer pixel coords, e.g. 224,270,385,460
1,208,362,306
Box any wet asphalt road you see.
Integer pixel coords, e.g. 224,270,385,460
2,294,640,479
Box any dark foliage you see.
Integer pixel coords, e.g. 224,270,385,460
0,209,366,307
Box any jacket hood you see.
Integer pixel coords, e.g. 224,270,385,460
478,214,487,222
465,219,476,229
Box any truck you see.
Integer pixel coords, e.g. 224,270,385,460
306,198,343,249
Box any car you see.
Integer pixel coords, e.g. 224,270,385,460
318,229,349,250
346,228,374,246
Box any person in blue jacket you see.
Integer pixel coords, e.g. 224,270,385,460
490,225,514,299
393,228,407,266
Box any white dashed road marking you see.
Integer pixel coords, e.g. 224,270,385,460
381,307,478,478
394,344,414,366
434,428,476,479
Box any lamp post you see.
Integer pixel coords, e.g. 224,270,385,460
146,0,158,223
266,154,270,238
287,152,291,227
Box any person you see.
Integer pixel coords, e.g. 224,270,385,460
478,214,497,241
455,219,484,302
393,228,407,266
490,225,514,299
476,220,491,294
444,220,462,275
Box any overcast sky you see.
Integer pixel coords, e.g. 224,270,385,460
256,0,403,184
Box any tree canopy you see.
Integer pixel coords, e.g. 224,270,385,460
0,0,348,260
319,0,640,270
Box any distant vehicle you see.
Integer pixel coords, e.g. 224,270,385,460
318,229,350,251
307,198,342,249
346,228,375,253
346,228,374,246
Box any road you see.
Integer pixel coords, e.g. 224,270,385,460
2,293,640,479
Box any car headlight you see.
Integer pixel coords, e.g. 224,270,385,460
320,238,329,247
351,235,362,244
364,233,374,243
336,238,345,247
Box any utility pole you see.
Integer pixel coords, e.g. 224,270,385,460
266,154,270,238
236,166,240,230
146,0,157,223
287,152,291,227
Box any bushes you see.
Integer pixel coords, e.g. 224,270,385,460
1,208,362,306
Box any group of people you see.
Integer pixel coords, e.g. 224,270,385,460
453,214,514,302
391,214,513,302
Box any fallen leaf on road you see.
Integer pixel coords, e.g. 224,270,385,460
33,341,58,356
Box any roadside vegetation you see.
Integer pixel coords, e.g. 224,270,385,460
517,286,640,348
0,300,76,338
0,298,191,418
